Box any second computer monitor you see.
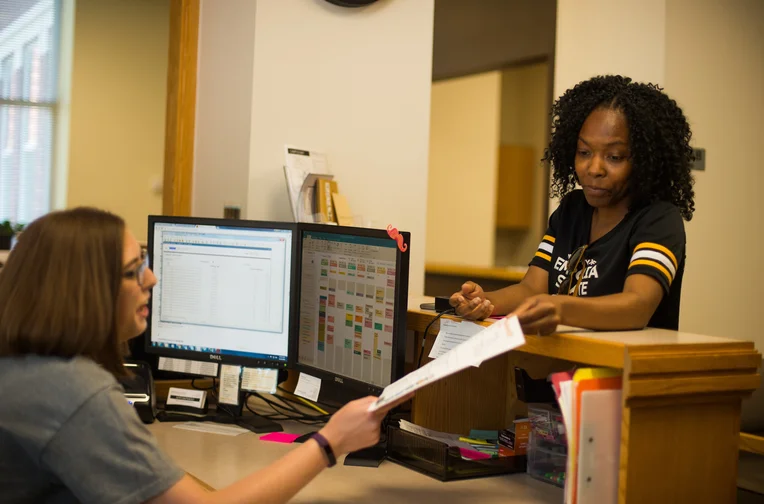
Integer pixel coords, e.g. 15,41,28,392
293,224,410,405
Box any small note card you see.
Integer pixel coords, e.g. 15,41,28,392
294,372,321,402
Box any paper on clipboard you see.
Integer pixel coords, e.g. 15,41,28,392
283,145,330,222
368,316,525,412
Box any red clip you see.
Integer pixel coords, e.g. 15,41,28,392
386,225,408,252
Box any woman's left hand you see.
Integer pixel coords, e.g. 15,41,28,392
511,294,562,336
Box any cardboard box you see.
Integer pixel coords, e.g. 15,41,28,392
498,418,530,456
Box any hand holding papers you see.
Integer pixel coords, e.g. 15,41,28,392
369,316,525,412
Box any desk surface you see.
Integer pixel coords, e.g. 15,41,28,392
150,421,563,503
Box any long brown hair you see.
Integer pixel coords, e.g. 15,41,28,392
0,207,127,376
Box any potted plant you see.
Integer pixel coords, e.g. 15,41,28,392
0,221,23,250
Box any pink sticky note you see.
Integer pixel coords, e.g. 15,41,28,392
459,448,492,460
260,432,301,443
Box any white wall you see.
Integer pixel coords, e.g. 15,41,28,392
67,0,169,242
552,0,667,214
554,0,666,99
192,0,256,219
664,0,764,349
426,71,501,267
195,0,434,295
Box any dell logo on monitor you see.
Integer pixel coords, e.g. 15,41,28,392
334,377,344,384
209,355,222,361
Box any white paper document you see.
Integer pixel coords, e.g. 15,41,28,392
173,422,249,436
428,319,486,361
158,357,218,377
283,145,330,222
218,364,242,406
241,367,279,394
398,420,474,451
369,316,525,412
294,372,322,402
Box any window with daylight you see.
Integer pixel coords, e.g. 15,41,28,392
0,0,59,224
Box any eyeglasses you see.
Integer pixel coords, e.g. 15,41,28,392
123,249,150,287
557,245,588,296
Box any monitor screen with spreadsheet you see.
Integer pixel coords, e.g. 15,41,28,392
292,224,410,404
144,216,298,369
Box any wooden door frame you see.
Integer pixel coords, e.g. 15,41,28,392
163,0,199,216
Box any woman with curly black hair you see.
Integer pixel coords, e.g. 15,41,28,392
450,75,695,333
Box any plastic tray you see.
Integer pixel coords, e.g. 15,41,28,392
386,426,527,482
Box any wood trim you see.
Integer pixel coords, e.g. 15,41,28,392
626,373,760,399
625,350,762,375
425,262,527,283
163,0,199,216
740,432,764,456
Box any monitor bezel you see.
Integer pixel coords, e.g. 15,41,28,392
144,215,300,370
290,223,410,404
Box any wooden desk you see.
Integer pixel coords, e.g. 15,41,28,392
150,420,563,503
407,297,761,504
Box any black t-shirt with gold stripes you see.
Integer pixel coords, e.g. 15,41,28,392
529,190,685,330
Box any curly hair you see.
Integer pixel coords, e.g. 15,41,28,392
544,75,695,220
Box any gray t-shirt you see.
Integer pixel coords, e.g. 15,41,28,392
0,355,185,503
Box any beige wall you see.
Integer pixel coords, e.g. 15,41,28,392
67,0,169,242
495,62,550,267
665,0,764,349
426,71,501,267
554,0,764,351
552,0,666,215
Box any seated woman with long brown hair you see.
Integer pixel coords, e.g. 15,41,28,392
0,208,407,504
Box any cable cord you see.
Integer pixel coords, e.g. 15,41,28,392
246,392,330,424
416,308,455,369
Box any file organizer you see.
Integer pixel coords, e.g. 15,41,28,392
527,403,568,487
386,426,527,481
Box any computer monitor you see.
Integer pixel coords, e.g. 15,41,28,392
292,224,410,406
143,216,299,431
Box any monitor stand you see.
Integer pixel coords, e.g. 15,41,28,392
294,434,387,467
343,443,386,467
210,391,283,433
213,410,282,434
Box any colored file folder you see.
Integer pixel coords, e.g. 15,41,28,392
551,368,623,504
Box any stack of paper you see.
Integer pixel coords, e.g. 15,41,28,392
551,368,622,504
283,145,331,223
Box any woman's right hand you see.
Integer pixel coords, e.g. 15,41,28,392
449,281,494,320
317,394,411,456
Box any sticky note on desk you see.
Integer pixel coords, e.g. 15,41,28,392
260,432,301,444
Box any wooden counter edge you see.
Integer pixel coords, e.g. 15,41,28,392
740,432,764,456
425,263,527,283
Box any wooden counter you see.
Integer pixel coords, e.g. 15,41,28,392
407,297,761,504
424,262,527,297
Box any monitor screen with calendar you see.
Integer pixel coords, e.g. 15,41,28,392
292,224,410,404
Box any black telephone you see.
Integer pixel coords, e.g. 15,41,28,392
120,360,157,424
